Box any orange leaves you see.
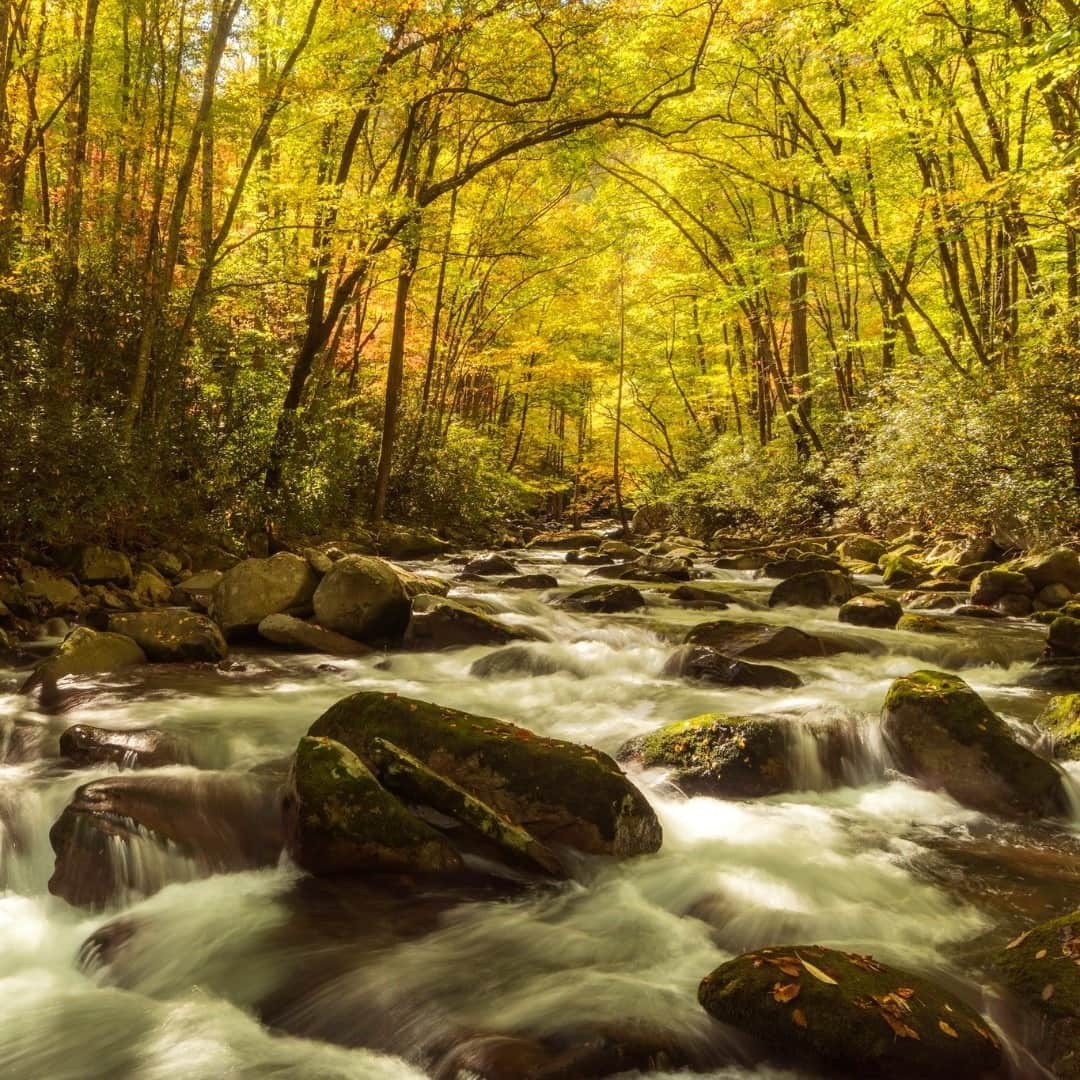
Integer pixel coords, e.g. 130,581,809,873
797,954,838,985
1005,929,1031,950
938,1020,959,1038
792,1008,807,1028
772,982,801,1004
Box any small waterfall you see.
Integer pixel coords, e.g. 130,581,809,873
782,713,888,792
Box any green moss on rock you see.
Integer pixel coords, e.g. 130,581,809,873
1037,694,1080,760
617,713,793,797
699,945,1002,1079
882,671,1068,818
896,613,958,635
309,692,661,856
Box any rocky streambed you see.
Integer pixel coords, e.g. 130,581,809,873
1,532,1080,1078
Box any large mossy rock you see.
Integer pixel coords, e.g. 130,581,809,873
308,692,662,856
527,530,603,550
74,545,133,586
698,945,1002,1079
20,627,146,695
107,610,227,662
257,613,370,656
175,570,223,612
210,553,318,637
879,551,928,587
837,535,886,564
758,554,842,580
19,568,80,613
311,555,410,644
661,645,801,690
685,619,857,660
403,596,535,650
970,568,1034,608
881,671,1068,818
895,613,957,635
284,735,463,875
553,583,645,613
617,713,796,798
462,554,518,577
838,594,902,628
768,570,862,609
1049,615,1080,658
1018,548,1080,593
995,910,1080,1079
49,770,283,908
1037,693,1080,760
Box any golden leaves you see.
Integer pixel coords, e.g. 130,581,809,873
1005,929,1032,950
772,982,801,1004
797,954,838,985
938,1020,958,1038
792,1008,807,1028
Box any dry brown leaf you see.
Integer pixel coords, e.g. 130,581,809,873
1005,929,1032,950
798,954,838,985
1042,984,1055,1001
970,1021,1000,1048
772,982,801,1004
846,953,886,973
875,993,912,1014
792,1008,807,1028
896,987,915,999
778,964,801,978
938,1020,958,1039
881,1010,921,1040
1036,949,1048,960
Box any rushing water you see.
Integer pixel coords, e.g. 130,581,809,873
0,548,1076,1078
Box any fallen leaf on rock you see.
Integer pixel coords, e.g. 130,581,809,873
881,1011,920,1040
798,954,838,985
896,987,915,999
1036,949,1047,960
938,1020,958,1038
792,1008,807,1028
772,982,801,1004
846,953,886,973
1005,930,1032,950
1042,984,1055,1001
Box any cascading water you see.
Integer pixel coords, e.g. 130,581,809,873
0,545,1074,1078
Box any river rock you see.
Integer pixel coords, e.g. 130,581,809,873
404,596,535,650
995,910,1080,1079
393,567,450,599
60,724,194,769
954,604,1006,619
107,610,228,662
1048,615,1080,658
758,554,842,580
685,619,854,660
376,526,449,559
1018,548,1080,593
838,594,902,628
1020,658,1080,692
768,570,862,609
49,770,283,907
304,547,334,576
527,530,603,550
20,627,146,695
668,583,737,607
469,646,585,680
896,613,957,635
618,713,797,797
284,735,462,876
837,535,886,564
1036,583,1073,610
308,691,662,856
130,567,173,605
662,645,801,689
1037,694,1080,760
19,568,80,613
258,613,370,656
698,945,1002,1079
881,670,1068,818
553,584,645,613
175,570,223,612
970,568,1034,610
142,549,184,579
462,554,518,576
210,553,318,637
311,555,409,643
74,546,133,586
0,718,51,763
588,555,692,583
598,539,640,559
500,574,558,590
904,592,960,611
879,551,928,586
566,550,614,566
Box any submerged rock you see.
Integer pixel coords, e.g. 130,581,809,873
462,554,518,577
469,646,584,680
617,713,796,798
838,594,902,628
311,555,410,644
995,910,1080,1079
768,570,862,609
667,583,736,607
553,583,645,613
404,596,535,650
881,670,1068,818
895,613,958,635
284,735,463,876
661,645,801,690
107,610,227,662
308,691,662,856
59,724,194,769
698,945,1002,1079
1048,615,1080,658
210,553,318,637
685,619,862,660
500,574,558,590
758,554,842,580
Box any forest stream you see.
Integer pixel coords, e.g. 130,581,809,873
1,545,1078,1079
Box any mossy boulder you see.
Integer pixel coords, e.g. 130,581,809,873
768,570,862,609
895,613,958,635
1048,616,1080,658
308,692,661,856
995,910,1080,1078
74,545,133,586
553,583,645,613
462,554,518,577
403,596,536,650
661,645,801,689
211,552,319,637
1037,694,1080,760
617,713,795,798
837,535,886,564
469,646,585,680
131,567,173,605
588,555,692,583
881,671,1068,818
19,568,80,613
526,530,603,550
838,594,902,629
311,555,409,644
500,574,558,590
879,551,928,587
698,945,1002,1079
284,736,463,876
107,610,228,662
20,627,146,695
1018,548,1080,593
685,619,860,660
758,554,842,580
175,570,223,612
969,568,1034,609
667,583,737,607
